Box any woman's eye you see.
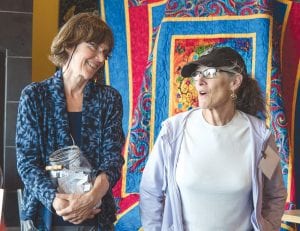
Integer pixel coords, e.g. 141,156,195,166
203,70,210,77
204,69,216,77
87,43,97,50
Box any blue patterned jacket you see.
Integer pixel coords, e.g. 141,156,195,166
16,70,125,228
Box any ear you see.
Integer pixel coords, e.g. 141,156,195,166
230,73,243,91
65,47,74,55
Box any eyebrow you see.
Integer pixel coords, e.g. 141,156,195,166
217,68,238,74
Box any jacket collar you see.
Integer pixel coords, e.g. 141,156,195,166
50,70,73,148
50,70,100,155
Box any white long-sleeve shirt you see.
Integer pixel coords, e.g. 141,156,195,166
176,110,252,230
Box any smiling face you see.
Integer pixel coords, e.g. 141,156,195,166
64,42,110,81
192,66,242,111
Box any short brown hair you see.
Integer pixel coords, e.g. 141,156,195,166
49,12,114,67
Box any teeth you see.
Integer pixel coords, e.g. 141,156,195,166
87,61,97,69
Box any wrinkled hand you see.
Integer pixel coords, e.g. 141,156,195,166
53,193,101,224
53,195,69,211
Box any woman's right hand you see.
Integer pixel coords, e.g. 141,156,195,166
53,194,69,211
53,193,101,224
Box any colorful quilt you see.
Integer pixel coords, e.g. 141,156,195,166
59,0,299,230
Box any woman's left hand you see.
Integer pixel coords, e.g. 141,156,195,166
55,173,110,224
54,192,101,224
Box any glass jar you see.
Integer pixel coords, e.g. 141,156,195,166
49,145,93,194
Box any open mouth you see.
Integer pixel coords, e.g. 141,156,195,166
199,91,207,96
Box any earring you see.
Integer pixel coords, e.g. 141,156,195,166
93,76,98,84
230,91,237,101
93,68,105,85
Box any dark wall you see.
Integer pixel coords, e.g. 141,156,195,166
0,50,5,182
0,0,33,227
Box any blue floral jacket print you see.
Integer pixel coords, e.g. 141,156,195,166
16,70,125,228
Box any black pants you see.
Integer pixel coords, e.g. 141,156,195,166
52,224,114,231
